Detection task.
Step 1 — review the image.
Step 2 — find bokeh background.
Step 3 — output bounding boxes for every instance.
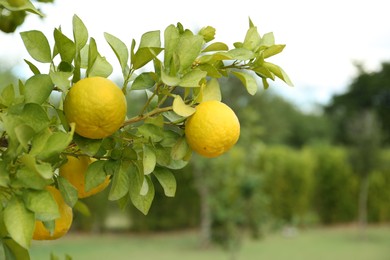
[1,0,390,259]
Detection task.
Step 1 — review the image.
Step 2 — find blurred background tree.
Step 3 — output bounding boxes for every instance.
[326,63,388,235]
[326,62,390,144]
[65,68,390,247]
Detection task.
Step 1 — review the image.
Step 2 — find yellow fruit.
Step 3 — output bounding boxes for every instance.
[185,100,240,158]
[59,156,110,198]
[33,186,73,240]
[63,77,127,139]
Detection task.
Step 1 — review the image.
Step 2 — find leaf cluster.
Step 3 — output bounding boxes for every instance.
[0,0,54,33]
[0,15,291,259]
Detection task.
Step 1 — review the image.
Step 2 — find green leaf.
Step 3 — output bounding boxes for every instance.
[23,189,60,221]
[37,131,73,160]
[22,103,50,131]
[88,54,113,78]
[14,124,34,151]
[201,78,221,102]
[227,48,255,60]
[137,124,164,142]
[20,30,51,63]
[198,52,232,63]
[0,0,42,16]
[262,77,270,89]
[54,29,76,63]
[179,69,207,88]
[85,160,107,192]
[176,34,204,72]
[161,70,180,86]
[198,64,222,78]
[263,62,294,86]
[20,154,53,179]
[58,61,73,73]
[49,70,72,91]
[57,176,78,207]
[263,44,285,58]
[171,137,190,160]
[139,30,161,48]
[129,169,154,215]
[260,32,275,47]
[86,38,98,76]
[15,167,51,190]
[23,59,40,75]
[172,95,195,117]
[73,200,91,217]
[132,47,163,70]
[0,84,15,107]
[104,32,129,74]
[4,104,50,141]
[154,145,172,167]
[243,26,261,51]
[0,161,10,187]
[249,17,255,28]
[131,72,156,90]
[29,128,50,156]
[253,66,274,80]
[153,167,176,197]
[73,134,102,156]
[2,237,31,260]
[108,161,132,201]
[145,114,164,127]
[166,158,189,170]
[231,71,258,95]
[4,197,34,249]
[24,74,53,105]
[143,145,156,175]
[202,42,229,52]
[159,130,179,147]
[72,15,88,51]
[164,24,180,69]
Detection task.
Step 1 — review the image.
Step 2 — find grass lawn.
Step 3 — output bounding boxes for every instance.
[30,225,390,260]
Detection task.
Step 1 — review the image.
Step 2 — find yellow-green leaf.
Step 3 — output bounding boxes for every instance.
[172,95,195,117]
[4,197,34,249]
[201,78,221,102]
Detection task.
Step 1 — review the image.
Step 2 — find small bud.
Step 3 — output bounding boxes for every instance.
[198,26,216,42]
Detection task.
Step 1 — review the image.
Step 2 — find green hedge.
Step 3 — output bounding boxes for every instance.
[310,146,358,224]
[257,146,314,225]
[367,149,390,222]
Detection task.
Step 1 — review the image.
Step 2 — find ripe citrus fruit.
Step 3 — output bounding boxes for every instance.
[185,100,240,158]
[63,77,127,139]
[59,155,110,198]
[33,186,73,240]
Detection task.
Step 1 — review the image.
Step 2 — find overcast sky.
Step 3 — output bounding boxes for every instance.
[2,0,390,111]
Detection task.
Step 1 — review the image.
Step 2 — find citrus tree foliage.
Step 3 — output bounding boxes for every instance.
[0,0,54,33]
[0,14,291,259]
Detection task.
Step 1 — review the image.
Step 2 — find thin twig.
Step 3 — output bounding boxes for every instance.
[122,106,173,127]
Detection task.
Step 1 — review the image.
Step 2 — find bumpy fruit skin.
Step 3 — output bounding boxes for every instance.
[59,156,110,198]
[63,77,127,139]
[33,186,73,240]
[185,100,240,158]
